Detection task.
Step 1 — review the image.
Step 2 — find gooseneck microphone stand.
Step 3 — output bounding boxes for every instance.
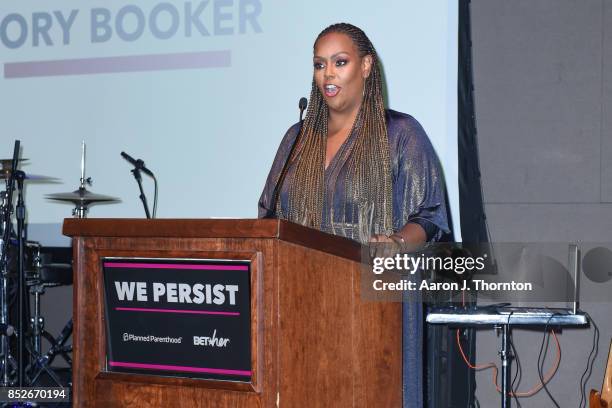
[121,152,155,219]
[132,166,151,219]
[264,97,308,219]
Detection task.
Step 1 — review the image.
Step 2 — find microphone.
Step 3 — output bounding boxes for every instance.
[266,98,308,218]
[299,97,307,122]
[121,151,154,177]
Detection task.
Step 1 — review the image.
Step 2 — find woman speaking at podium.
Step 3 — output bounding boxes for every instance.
[258,23,449,408]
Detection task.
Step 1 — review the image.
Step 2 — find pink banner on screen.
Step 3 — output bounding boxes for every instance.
[4,50,231,79]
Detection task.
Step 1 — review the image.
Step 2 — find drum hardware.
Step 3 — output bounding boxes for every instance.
[0,141,78,392]
[0,190,9,387]
[47,188,119,218]
[1,141,118,390]
[1,158,59,183]
[0,158,29,165]
[46,142,120,218]
[0,141,33,387]
[0,237,72,388]
[38,141,119,389]
[25,247,73,387]
[0,173,58,182]
[25,284,63,386]
[0,158,26,180]
[25,281,66,387]
[28,320,73,387]
[14,163,29,387]
[1,141,21,387]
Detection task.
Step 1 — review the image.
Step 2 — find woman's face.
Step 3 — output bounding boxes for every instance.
[313,32,372,117]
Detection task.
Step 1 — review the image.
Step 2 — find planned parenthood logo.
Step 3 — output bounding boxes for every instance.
[122,333,183,344]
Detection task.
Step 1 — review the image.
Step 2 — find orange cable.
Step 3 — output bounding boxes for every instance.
[455,326,562,398]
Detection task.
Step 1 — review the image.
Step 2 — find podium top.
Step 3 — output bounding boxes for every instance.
[63,218,361,262]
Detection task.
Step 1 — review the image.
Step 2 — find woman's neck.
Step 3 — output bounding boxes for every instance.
[327,103,361,136]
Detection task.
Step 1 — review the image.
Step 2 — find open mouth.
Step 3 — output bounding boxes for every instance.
[324,84,340,97]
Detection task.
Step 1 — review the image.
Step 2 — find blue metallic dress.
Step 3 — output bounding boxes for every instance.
[259,109,450,408]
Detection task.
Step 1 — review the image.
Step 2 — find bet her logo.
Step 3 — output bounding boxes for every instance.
[193,329,230,348]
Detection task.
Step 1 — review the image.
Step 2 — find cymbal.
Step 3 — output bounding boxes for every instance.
[0,158,29,167]
[0,169,59,181]
[46,188,120,205]
[0,159,58,181]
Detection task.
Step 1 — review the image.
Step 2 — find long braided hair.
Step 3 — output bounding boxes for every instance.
[280,23,393,241]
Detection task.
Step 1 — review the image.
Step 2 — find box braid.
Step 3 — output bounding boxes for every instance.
[282,23,393,239]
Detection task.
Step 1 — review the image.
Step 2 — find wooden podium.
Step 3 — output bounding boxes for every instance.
[63,219,401,407]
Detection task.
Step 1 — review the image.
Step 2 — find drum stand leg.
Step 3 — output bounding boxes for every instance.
[497,324,513,408]
[0,268,15,386]
[0,269,19,386]
[26,284,69,387]
[29,319,72,386]
[30,285,44,361]
[1,191,12,386]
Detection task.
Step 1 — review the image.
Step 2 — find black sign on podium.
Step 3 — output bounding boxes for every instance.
[102,258,251,382]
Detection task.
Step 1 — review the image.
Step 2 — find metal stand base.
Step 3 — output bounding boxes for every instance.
[498,324,512,408]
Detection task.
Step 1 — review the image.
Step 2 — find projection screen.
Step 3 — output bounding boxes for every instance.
[1,0,459,243]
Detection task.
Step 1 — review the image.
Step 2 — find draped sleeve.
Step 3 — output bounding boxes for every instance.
[387,110,450,241]
[258,123,301,218]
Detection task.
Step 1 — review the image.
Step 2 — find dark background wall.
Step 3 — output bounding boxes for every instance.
[471,0,612,406]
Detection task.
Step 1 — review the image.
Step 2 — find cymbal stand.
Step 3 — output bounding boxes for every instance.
[29,284,44,363]
[0,141,20,386]
[29,319,72,386]
[0,188,14,386]
[26,283,65,387]
[15,170,27,387]
[38,141,122,387]
[29,145,89,386]
[27,245,43,360]
[74,141,92,219]
[26,247,70,387]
